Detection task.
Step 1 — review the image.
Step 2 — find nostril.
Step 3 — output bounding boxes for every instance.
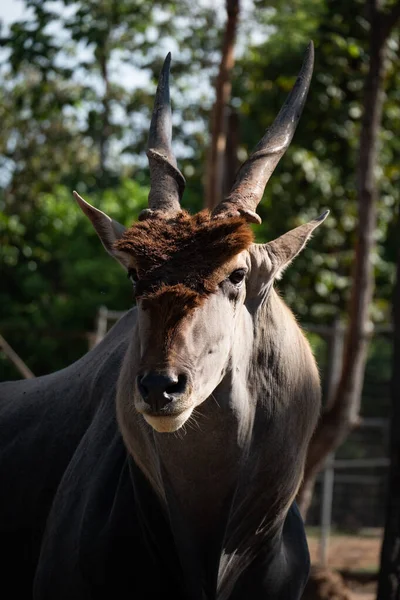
[165,373,188,396]
[137,375,149,399]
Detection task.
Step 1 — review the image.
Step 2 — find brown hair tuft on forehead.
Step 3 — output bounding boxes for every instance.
[114,210,253,296]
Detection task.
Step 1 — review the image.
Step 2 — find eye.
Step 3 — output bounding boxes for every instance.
[127,268,139,284]
[228,268,247,286]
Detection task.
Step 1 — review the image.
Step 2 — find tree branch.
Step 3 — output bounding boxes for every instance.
[205,0,240,210]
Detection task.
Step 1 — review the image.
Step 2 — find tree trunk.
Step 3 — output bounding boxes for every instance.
[98,45,111,181]
[205,0,240,210]
[376,214,400,600]
[297,0,400,518]
[223,107,240,197]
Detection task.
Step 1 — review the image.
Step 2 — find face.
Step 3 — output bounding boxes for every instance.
[131,251,250,432]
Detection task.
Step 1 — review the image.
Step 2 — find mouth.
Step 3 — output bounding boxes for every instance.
[142,407,193,433]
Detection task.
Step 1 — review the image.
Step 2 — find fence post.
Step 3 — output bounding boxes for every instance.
[323,317,345,409]
[319,452,335,566]
[0,333,35,379]
[94,306,108,346]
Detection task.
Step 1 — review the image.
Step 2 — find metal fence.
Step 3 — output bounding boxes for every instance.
[303,322,392,566]
[308,422,389,566]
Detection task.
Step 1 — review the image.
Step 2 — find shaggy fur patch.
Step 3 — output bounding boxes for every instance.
[114,210,253,299]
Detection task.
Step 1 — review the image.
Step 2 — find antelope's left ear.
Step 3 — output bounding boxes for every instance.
[74,191,130,270]
[263,210,329,279]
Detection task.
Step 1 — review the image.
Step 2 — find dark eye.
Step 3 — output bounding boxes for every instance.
[128,268,139,284]
[228,269,247,286]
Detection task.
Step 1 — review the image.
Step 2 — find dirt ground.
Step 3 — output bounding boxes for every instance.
[307,531,382,599]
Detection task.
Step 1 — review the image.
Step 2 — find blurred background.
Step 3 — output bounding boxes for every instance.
[0,1,399,598]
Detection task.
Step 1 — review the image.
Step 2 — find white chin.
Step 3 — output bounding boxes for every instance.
[143,408,193,433]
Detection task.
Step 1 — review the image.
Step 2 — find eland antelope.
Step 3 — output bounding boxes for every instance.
[0,43,328,599]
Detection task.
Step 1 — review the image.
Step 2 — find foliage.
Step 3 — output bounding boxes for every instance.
[0,179,148,377]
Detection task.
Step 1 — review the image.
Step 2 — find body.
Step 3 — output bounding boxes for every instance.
[0,45,327,598]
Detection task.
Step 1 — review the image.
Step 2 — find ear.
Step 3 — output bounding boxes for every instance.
[74,191,130,270]
[264,210,329,279]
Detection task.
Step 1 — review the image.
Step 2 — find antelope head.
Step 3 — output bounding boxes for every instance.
[76,45,328,434]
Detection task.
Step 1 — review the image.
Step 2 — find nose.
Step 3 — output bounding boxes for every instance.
[137,372,188,411]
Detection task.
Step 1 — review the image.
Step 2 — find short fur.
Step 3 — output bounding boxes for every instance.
[114,210,254,297]
[142,284,203,346]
